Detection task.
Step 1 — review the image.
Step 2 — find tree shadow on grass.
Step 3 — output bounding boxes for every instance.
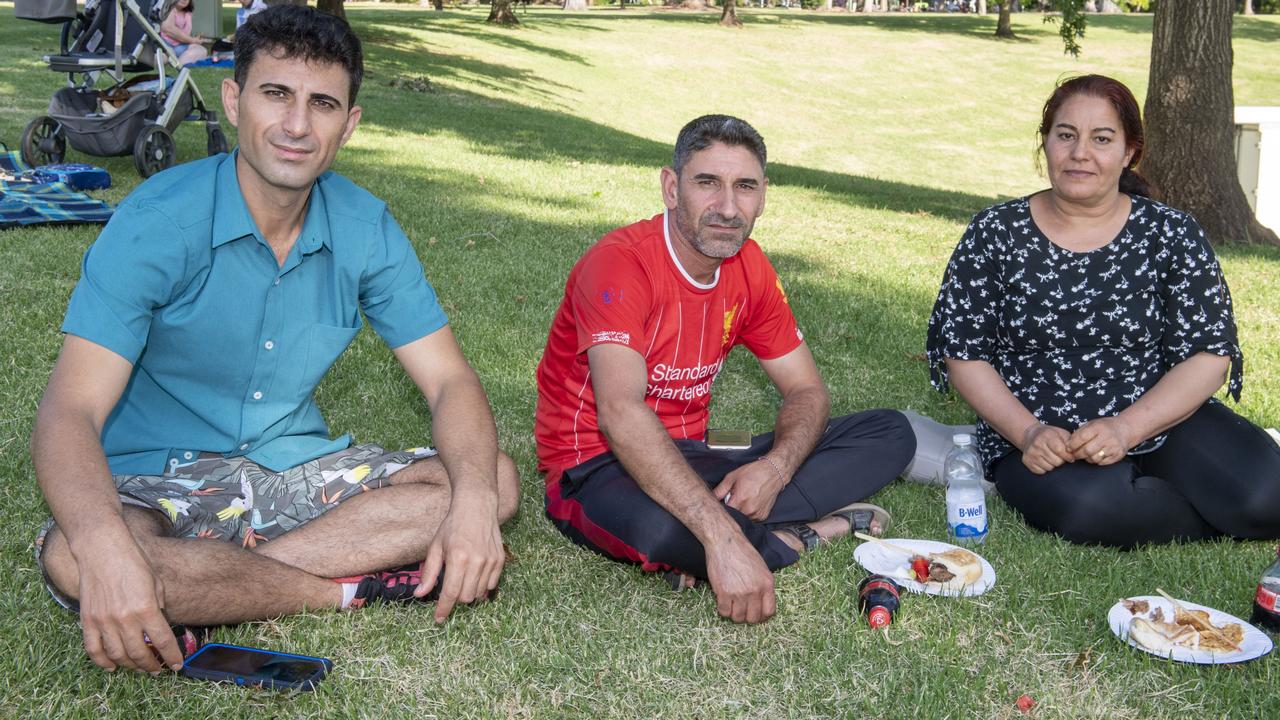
[1231,15,1280,43]
[357,10,596,65]
[1216,241,1280,264]
[708,246,963,425]
[360,81,1000,222]
[360,30,577,105]
[742,10,1051,40]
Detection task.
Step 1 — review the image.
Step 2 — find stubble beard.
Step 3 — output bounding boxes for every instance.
[675,204,749,260]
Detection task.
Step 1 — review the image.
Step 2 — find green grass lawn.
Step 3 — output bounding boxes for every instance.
[2,3,1279,717]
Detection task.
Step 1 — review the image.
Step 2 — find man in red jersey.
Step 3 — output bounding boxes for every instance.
[535,115,915,624]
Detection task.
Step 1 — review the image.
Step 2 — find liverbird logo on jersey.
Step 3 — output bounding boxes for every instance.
[722,303,739,348]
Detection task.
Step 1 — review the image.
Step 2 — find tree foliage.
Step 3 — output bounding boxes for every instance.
[1043,0,1087,56]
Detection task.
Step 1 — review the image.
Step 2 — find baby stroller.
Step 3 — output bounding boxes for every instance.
[16,0,228,178]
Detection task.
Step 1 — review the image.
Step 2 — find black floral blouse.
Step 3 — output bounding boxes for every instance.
[926,194,1244,468]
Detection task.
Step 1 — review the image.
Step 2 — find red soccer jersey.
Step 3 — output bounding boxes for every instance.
[534,211,804,472]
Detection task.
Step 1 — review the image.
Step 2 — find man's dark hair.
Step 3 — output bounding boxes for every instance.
[234,4,364,107]
[672,115,767,176]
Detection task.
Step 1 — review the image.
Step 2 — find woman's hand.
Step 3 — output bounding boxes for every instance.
[1066,416,1135,465]
[1019,422,1075,475]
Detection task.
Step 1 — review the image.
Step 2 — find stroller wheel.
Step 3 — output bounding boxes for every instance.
[20,116,67,167]
[133,125,176,178]
[206,126,229,157]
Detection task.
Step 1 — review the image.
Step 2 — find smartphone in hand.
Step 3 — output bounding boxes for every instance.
[179,643,332,691]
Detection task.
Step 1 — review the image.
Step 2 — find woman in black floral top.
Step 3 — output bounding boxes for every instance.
[927,75,1280,548]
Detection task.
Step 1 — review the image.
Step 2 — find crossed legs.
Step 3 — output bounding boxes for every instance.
[39,453,519,626]
[545,409,914,579]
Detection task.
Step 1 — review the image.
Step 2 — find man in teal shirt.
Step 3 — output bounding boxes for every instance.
[31,6,517,675]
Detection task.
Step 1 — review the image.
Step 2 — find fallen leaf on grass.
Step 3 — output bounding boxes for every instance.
[1068,646,1093,671]
[1015,694,1035,715]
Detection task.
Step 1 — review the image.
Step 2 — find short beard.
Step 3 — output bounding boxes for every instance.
[675,204,748,259]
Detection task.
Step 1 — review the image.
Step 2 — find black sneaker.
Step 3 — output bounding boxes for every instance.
[342,565,443,609]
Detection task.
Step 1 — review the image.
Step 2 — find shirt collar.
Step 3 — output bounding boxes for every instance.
[210,150,332,255]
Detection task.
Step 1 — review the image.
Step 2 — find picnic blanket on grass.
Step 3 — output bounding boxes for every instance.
[0,151,114,229]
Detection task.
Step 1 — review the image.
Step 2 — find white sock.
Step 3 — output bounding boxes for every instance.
[338,581,359,609]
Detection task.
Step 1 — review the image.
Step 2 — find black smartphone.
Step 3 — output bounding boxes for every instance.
[706,428,751,450]
[179,643,332,691]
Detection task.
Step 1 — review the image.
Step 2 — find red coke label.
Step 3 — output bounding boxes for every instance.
[857,575,901,629]
[1257,585,1279,613]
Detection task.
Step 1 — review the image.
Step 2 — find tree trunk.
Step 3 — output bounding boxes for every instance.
[995,2,1013,36]
[1243,0,1254,15]
[564,0,588,8]
[316,0,345,19]
[1144,1,1277,245]
[824,0,832,10]
[488,0,519,23]
[977,0,986,13]
[720,0,741,25]
[863,0,875,12]
[1099,0,1119,12]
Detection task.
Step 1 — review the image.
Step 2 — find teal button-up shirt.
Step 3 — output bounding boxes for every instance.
[62,151,447,475]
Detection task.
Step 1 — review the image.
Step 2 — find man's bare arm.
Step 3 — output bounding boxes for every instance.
[392,325,505,623]
[31,335,185,673]
[588,343,775,623]
[713,343,828,520]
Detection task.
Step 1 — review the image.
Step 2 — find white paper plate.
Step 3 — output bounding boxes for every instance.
[852,538,996,597]
[1108,595,1274,665]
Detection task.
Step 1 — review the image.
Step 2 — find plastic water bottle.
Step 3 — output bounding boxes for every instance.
[945,433,988,545]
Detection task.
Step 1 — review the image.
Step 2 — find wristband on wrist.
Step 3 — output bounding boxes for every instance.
[756,454,786,485]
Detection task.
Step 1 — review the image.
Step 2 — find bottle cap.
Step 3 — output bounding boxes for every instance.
[952,433,972,446]
[867,606,891,629]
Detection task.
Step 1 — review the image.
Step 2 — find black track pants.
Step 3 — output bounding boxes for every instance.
[993,400,1280,548]
[543,409,916,578]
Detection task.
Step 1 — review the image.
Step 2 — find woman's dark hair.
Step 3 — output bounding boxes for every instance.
[673,115,767,176]
[234,4,364,107]
[1038,74,1157,199]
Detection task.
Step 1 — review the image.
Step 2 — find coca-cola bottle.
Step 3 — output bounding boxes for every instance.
[1251,546,1280,634]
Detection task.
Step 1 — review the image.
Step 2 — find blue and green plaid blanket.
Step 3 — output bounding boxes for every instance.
[0,151,114,229]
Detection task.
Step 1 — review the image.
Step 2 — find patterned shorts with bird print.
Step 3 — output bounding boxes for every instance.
[34,444,437,612]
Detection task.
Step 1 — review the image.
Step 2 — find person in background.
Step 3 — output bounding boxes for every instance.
[159,0,209,65]
[926,74,1280,548]
[236,0,267,30]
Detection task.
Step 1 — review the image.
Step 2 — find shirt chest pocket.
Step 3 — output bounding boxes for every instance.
[291,322,360,401]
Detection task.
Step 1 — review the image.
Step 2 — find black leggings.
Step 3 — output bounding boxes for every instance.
[993,400,1280,548]
[544,410,916,578]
